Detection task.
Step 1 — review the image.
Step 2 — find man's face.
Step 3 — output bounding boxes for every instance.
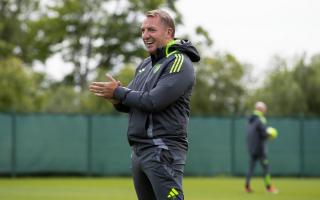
[141,16,172,54]
[257,105,267,114]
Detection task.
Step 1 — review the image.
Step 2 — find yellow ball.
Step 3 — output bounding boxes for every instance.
[267,127,278,140]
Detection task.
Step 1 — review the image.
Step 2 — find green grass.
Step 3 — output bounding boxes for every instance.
[0,177,319,200]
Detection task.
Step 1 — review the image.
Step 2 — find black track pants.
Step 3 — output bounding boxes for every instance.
[245,154,270,187]
[131,147,186,200]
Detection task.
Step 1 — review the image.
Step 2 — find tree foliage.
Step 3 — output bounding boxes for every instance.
[31,0,180,89]
[191,53,248,116]
[1,0,320,116]
[0,0,42,62]
[250,54,320,116]
[0,57,46,112]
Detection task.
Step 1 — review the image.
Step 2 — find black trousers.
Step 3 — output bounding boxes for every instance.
[131,146,186,200]
[245,154,270,187]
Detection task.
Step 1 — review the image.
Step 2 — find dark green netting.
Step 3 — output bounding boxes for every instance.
[1,113,319,176]
[0,114,12,173]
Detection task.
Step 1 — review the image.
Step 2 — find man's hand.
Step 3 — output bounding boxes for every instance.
[89,74,121,104]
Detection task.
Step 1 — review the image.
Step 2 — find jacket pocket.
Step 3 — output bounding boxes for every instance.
[128,110,147,133]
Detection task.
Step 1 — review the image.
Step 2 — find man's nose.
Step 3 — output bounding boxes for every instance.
[142,31,149,39]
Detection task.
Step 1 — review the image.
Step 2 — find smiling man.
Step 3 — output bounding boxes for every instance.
[90,9,200,200]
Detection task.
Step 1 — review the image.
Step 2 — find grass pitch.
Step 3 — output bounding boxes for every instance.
[0,177,319,200]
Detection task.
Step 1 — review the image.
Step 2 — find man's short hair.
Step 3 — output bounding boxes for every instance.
[146,9,175,37]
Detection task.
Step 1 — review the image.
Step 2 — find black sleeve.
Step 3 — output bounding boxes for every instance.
[113,102,130,113]
[112,71,137,113]
[113,54,195,112]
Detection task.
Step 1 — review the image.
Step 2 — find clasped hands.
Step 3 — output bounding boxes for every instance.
[89,74,121,104]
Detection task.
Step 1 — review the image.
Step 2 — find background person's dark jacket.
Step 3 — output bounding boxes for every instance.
[246,112,269,156]
[113,39,200,152]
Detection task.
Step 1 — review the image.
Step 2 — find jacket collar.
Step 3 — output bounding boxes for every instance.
[150,39,177,65]
[253,110,267,124]
[150,47,166,65]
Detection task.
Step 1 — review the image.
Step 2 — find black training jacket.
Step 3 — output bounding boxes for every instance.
[113,39,200,151]
[246,112,269,156]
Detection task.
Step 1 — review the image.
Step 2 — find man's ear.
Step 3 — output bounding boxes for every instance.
[167,27,173,38]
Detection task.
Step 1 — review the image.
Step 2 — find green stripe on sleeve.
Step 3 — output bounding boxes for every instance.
[172,54,183,73]
[173,54,181,72]
[169,54,185,73]
[175,54,184,72]
[170,54,179,73]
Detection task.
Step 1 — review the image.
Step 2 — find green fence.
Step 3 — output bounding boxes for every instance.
[0,113,319,176]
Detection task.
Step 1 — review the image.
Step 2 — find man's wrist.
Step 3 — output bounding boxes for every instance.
[114,86,131,101]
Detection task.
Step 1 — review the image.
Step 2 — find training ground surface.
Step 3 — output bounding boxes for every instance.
[0,177,319,200]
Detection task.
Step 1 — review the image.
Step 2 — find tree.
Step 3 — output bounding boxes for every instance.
[0,57,46,112]
[0,0,43,62]
[293,54,320,115]
[191,53,248,116]
[249,54,320,116]
[33,0,181,90]
[251,66,306,116]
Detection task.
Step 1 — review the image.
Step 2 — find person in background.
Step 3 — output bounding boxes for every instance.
[245,101,279,194]
[90,9,200,200]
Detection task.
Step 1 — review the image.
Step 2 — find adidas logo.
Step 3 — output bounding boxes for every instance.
[167,188,179,199]
[138,68,146,73]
